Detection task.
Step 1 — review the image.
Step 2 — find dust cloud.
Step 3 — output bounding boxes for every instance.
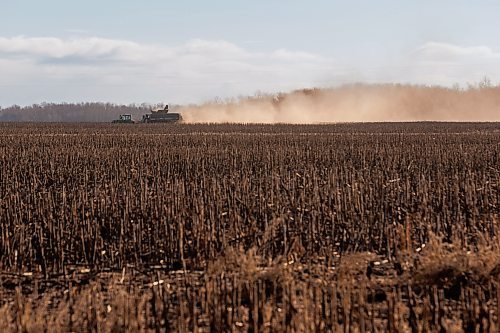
[179,84,500,123]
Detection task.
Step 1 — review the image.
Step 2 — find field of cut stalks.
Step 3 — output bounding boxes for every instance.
[0,122,499,332]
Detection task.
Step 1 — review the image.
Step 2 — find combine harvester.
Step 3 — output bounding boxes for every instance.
[112,105,182,124]
[142,105,182,123]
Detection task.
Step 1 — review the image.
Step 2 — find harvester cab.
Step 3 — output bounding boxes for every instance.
[154,105,169,113]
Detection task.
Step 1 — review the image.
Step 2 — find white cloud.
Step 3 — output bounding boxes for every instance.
[0,36,141,60]
[405,42,500,86]
[414,42,500,61]
[341,42,500,88]
[1,36,500,106]
[0,36,337,105]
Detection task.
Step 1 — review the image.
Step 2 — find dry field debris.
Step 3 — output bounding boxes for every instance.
[0,122,499,332]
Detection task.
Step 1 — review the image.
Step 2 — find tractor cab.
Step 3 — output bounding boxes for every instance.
[112,114,134,123]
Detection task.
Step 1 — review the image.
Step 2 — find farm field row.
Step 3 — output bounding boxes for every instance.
[0,123,498,332]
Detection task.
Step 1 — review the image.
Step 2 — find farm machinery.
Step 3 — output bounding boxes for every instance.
[112,105,182,124]
[112,114,134,124]
[141,105,182,123]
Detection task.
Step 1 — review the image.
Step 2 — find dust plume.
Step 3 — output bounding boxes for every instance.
[179,84,500,123]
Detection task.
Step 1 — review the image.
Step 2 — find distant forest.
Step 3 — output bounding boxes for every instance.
[0,103,163,122]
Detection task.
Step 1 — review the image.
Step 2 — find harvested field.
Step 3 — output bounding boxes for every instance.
[0,122,499,332]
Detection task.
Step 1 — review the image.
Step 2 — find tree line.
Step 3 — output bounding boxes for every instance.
[0,102,157,122]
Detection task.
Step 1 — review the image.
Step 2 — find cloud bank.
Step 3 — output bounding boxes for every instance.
[0,36,336,106]
[1,36,500,107]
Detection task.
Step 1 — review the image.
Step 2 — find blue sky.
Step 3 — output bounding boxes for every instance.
[1,0,500,105]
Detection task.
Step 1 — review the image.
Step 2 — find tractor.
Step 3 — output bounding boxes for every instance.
[112,114,135,123]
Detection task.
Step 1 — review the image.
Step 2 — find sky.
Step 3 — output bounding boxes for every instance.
[1,0,500,106]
